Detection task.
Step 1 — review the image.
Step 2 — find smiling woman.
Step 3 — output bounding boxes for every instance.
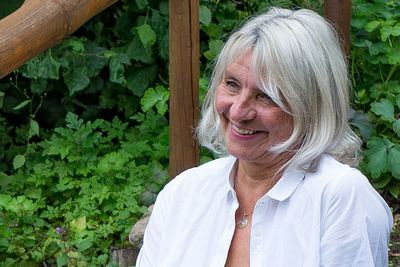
[136,7,393,267]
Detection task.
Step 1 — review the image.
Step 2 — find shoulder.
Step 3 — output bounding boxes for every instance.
[159,156,236,201]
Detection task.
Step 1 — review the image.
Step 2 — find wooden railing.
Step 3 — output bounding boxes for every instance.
[0,0,118,79]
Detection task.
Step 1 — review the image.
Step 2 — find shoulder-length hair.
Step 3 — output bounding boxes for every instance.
[196,7,361,172]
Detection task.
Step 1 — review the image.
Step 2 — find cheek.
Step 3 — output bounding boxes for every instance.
[215,86,230,115]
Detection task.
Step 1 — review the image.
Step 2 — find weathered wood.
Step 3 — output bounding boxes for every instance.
[324,0,351,57]
[169,0,200,179]
[0,0,118,79]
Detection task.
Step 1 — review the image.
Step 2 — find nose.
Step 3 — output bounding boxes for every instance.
[229,91,256,122]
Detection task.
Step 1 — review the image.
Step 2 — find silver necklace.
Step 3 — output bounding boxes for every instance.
[237,203,253,229]
[234,180,253,229]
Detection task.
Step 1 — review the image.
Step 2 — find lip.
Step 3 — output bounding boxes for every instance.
[230,124,261,140]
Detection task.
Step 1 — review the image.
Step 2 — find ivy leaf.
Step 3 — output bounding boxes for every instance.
[371,99,395,122]
[388,145,400,178]
[13,100,30,110]
[200,5,212,26]
[13,154,25,170]
[30,119,40,136]
[76,240,93,252]
[141,86,169,115]
[364,138,392,179]
[394,119,400,137]
[136,24,157,48]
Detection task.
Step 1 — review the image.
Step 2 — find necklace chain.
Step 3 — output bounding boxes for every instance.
[234,180,253,229]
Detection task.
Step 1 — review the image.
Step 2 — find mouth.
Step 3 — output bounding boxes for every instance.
[232,124,258,135]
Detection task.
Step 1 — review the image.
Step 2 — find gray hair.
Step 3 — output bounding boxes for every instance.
[196,7,361,172]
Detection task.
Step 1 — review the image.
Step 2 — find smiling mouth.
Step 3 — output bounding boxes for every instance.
[232,124,258,135]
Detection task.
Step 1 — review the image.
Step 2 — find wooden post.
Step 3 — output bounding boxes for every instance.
[0,0,118,79]
[169,0,200,179]
[324,0,352,57]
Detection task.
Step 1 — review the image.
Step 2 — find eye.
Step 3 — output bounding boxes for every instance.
[257,92,276,105]
[225,80,240,90]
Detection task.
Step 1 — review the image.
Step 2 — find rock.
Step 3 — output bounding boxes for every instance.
[109,246,138,267]
[129,205,153,248]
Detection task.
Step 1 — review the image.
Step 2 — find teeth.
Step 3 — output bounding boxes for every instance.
[232,125,257,135]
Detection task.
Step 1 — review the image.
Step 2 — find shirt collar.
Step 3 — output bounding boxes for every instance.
[225,157,305,202]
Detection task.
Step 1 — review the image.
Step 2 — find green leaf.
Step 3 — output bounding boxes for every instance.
[70,216,87,232]
[389,183,400,198]
[389,145,400,178]
[38,51,61,79]
[371,99,395,122]
[365,20,381,32]
[0,238,9,247]
[126,65,157,97]
[136,0,148,9]
[109,56,125,84]
[136,24,157,48]
[13,154,25,170]
[141,86,170,115]
[397,95,400,109]
[30,120,39,136]
[200,5,212,26]
[57,254,69,267]
[380,25,392,41]
[63,56,90,95]
[348,110,375,141]
[76,240,93,252]
[394,119,400,137]
[13,100,30,110]
[364,138,391,179]
[0,91,4,108]
[65,112,83,130]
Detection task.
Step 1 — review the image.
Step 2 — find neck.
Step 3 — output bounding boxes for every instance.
[234,153,291,208]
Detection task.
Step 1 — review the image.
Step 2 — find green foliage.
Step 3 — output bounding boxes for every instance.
[351,0,400,198]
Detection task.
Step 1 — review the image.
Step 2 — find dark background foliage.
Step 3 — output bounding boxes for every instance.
[0,0,399,265]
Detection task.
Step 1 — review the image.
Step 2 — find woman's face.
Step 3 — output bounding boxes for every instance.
[216,53,294,164]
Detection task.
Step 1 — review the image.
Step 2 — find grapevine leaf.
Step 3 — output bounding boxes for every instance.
[13,100,30,110]
[109,56,125,84]
[126,35,154,63]
[85,42,108,77]
[136,24,157,48]
[38,51,61,79]
[371,99,395,122]
[13,154,25,170]
[389,146,400,178]
[141,86,169,115]
[364,138,390,179]
[200,5,212,26]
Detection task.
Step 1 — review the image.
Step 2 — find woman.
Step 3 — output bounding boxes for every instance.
[137,7,393,266]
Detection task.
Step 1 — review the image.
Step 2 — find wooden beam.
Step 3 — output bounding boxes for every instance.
[169,0,200,179]
[324,0,352,57]
[0,0,118,79]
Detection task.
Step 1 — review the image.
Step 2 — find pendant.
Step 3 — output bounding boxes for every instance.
[237,215,248,229]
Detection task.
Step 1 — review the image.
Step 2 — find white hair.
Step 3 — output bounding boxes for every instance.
[196,7,361,172]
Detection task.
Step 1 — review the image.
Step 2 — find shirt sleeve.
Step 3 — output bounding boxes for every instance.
[320,168,393,267]
[136,188,168,267]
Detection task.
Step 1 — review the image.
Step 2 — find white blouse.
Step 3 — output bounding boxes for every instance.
[136,155,393,267]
